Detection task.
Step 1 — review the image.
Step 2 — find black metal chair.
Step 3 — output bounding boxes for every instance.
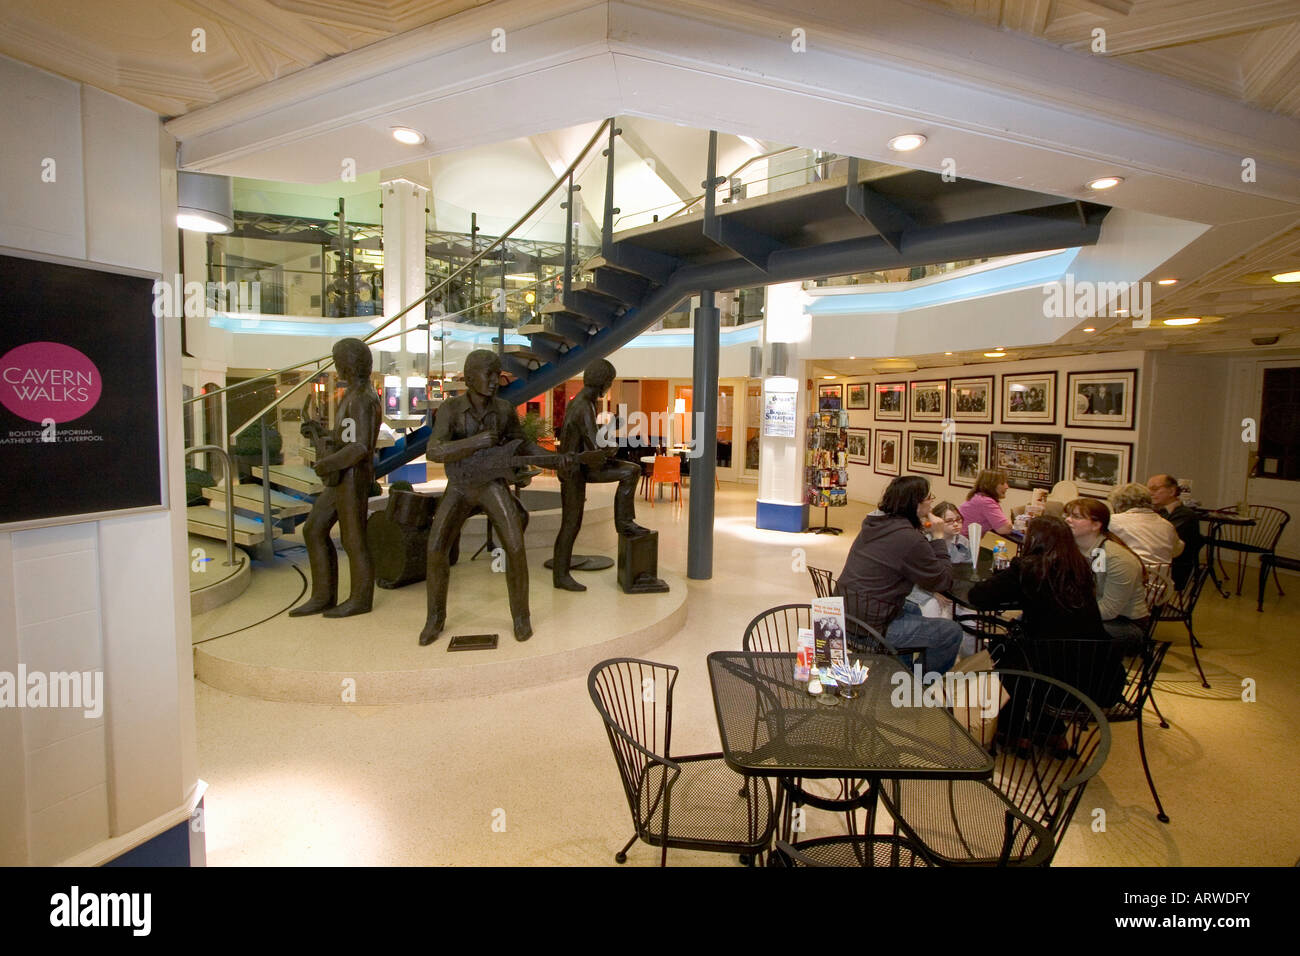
[1211,504,1290,611]
[804,569,929,670]
[879,669,1110,866]
[1022,635,1174,823]
[1155,564,1212,688]
[773,835,932,867]
[741,604,901,845]
[588,658,775,866]
[807,565,835,598]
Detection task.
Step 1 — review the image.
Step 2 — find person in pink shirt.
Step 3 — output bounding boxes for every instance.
[959,469,1014,541]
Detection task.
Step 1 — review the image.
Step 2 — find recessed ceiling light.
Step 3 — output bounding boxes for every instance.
[888,134,927,152]
[1082,327,1096,333]
[1087,177,1124,190]
[391,126,426,145]
[984,351,1006,358]
[1157,277,1178,285]
[944,351,953,355]
[1271,270,1300,283]
[822,374,837,379]
[1116,308,1129,315]
[849,355,856,360]
[1163,317,1200,326]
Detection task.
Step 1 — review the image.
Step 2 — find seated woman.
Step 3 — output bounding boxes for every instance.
[1064,497,1149,648]
[967,515,1123,723]
[958,469,1015,541]
[835,476,963,673]
[1108,482,1184,580]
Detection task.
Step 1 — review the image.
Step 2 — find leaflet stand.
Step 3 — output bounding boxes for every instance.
[813,505,842,535]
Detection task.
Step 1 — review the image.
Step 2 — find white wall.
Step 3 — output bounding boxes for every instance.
[0,56,198,865]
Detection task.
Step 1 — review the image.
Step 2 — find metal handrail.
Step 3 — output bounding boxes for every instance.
[225,118,616,439]
[184,445,239,569]
[660,146,801,222]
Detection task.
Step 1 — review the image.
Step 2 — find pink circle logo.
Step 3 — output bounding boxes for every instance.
[0,342,103,423]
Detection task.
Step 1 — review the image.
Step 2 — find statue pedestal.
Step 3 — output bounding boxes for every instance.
[618,531,669,593]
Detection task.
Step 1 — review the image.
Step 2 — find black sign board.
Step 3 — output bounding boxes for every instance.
[0,254,163,527]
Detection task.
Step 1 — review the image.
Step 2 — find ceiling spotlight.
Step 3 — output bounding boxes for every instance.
[1271,270,1300,283]
[1086,177,1124,190]
[391,127,426,145]
[1157,277,1178,285]
[888,134,927,152]
[176,172,233,234]
[1162,317,1200,326]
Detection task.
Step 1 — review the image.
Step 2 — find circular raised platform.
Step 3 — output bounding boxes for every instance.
[188,534,251,614]
[192,541,686,704]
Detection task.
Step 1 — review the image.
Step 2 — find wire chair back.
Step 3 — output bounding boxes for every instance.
[1215,504,1289,552]
[588,658,679,836]
[807,566,835,598]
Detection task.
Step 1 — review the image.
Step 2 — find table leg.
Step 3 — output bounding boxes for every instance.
[1206,524,1230,599]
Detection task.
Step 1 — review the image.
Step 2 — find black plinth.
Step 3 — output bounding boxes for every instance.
[618,531,669,593]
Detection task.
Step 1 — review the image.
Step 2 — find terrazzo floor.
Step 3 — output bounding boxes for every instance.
[194,482,1300,866]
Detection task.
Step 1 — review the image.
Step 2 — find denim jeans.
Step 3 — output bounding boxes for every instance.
[885,602,963,674]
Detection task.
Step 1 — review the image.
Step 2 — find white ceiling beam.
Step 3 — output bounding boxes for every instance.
[614,124,697,203]
[1242,21,1300,108]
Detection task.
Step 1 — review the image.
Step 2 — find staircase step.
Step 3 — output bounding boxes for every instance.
[201,484,311,518]
[251,464,324,495]
[517,324,573,349]
[583,269,655,306]
[500,354,534,380]
[187,506,285,547]
[554,288,622,328]
[585,243,679,285]
[538,301,606,330]
[501,342,559,366]
[519,313,589,346]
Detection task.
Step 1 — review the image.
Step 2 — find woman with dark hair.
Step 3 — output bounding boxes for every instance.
[835,475,963,673]
[967,516,1105,642]
[967,515,1123,727]
[958,469,1014,540]
[1063,497,1149,647]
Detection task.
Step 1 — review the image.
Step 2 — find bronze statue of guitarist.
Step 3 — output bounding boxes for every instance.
[420,349,590,645]
[289,338,381,618]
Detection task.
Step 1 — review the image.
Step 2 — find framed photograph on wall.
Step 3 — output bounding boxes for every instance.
[909,379,947,421]
[989,431,1062,491]
[818,383,842,412]
[1000,371,1056,425]
[1064,439,1133,498]
[875,429,901,476]
[949,434,988,488]
[907,430,945,476]
[1066,369,1137,429]
[875,382,906,421]
[949,375,994,423]
[846,382,870,410]
[846,427,870,464]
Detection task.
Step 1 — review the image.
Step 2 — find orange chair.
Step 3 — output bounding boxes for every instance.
[650,455,683,508]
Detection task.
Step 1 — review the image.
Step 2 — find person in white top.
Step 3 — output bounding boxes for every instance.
[1108,483,1184,570]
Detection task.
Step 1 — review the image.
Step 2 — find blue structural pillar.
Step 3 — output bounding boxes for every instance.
[688,290,720,579]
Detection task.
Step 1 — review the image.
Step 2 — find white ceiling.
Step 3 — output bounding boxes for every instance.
[2,0,1296,362]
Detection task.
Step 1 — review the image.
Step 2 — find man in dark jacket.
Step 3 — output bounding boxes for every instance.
[836,476,962,673]
[1147,473,1203,589]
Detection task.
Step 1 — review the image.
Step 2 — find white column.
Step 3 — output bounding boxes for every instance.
[380,177,430,414]
[756,282,812,531]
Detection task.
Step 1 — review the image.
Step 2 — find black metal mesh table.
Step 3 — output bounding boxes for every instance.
[707,651,994,780]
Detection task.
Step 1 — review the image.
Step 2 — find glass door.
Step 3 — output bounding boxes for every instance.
[743,379,762,481]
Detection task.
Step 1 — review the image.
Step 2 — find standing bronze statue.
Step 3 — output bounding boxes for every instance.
[553,359,648,591]
[420,350,586,645]
[290,337,382,618]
